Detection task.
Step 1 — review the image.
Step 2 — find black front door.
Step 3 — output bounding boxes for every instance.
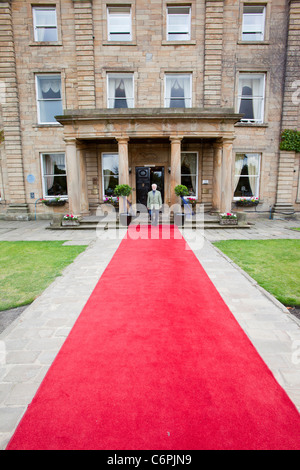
[136,167,164,207]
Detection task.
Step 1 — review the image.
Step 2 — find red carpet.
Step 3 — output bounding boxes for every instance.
[7,225,300,450]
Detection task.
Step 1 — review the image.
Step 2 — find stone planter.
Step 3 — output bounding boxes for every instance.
[62,219,80,226]
[219,218,238,225]
[174,213,185,226]
[119,213,132,226]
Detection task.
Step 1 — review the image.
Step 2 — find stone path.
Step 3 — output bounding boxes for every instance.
[0,217,299,449]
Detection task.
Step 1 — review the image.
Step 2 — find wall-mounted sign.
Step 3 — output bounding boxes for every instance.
[27,174,35,183]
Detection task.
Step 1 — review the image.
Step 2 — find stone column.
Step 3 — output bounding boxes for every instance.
[65,138,81,215]
[212,140,223,213]
[117,137,130,213]
[78,145,90,215]
[274,151,295,213]
[0,1,27,218]
[170,137,182,206]
[117,137,130,186]
[220,138,234,213]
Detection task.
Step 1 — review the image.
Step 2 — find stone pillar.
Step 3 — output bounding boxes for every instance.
[65,138,81,215]
[0,1,27,218]
[220,138,234,213]
[117,137,130,186]
[212,140,223,213]
[78,145,90,215]
[274,151,296,213]
[170,137,182,206]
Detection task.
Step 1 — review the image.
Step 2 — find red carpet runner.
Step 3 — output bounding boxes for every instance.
[7,226,300,450]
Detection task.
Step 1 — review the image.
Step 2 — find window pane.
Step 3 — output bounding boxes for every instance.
[34,8,57,26]
[42,153,67,197]
[39,99,63,123]
[37,75,62,123]
[36,27,58,42]
[108,7,131,41]
[102,154,119,175]
[181,153,197,196]
[234,153,260,198]
[242,6,265,41]
[238,75,264,122]
[167,6,190,40]
[103,176,119,197]
[107,75,134,108]
[165,75,191,108]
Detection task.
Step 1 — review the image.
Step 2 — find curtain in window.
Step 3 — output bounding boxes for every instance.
[247,153,259,196]
[108,76,133,108]
[234,154,245,193]
[181,153,197,195]
[166,76,190,108]
[238,77,262,121]
[34,8,57,41]
[37,76,62,123]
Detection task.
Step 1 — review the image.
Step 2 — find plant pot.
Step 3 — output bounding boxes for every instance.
[219,218,238,225]
[235,201,259,207]
[43,200,66,207]
[174,212,185,226]
[119,213,132,226]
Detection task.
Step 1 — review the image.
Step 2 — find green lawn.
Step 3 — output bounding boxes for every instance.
[213,239,300,307]
[0,241,87,311]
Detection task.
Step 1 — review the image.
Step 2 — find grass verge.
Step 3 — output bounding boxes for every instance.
[213,239,300,307]
[0,241,87,311]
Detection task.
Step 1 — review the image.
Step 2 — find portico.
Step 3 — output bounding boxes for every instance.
[56,108,241,217]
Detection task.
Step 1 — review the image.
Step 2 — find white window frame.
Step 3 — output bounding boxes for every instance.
[35,74,63,125]
[107,73,134,108]
[41,152,68,199]
[102,152,119,198]
[164,73,192,108]
[166,5,191,41]
[242,5,266,42]
[181,151,198,198]
[107,6,132,42]
[233,153,261,200]
[238,73,265,124]
[33,6,58,42]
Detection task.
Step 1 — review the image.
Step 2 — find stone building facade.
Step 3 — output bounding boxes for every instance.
[0,0,299,220]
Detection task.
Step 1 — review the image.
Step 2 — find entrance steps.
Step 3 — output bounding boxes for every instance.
[47,213,252,230]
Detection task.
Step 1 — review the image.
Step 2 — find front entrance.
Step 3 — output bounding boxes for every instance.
[136,166,165,207]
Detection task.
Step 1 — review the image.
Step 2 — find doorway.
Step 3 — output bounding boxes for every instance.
[135,166,165,207]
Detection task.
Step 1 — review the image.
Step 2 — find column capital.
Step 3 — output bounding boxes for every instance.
[222,136,235,145]
[116,136,130,144]
[169,136,183,143]
[64,137,77,145]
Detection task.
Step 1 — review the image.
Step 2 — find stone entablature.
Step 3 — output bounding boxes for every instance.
[56,108,242,140]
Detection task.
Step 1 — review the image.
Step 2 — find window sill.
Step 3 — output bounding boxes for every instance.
[235,122,268,128]
[237,40,270,45]
[161,40,196,46]
[29,41,63,47]
[33,124,63,128]
[102,42,137,46]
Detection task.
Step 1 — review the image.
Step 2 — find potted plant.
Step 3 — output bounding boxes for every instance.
[104,195,119,210]
[219,212,238,225]
[62,214,80,226]
[114,184,132,226]
[174,185,189,226]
